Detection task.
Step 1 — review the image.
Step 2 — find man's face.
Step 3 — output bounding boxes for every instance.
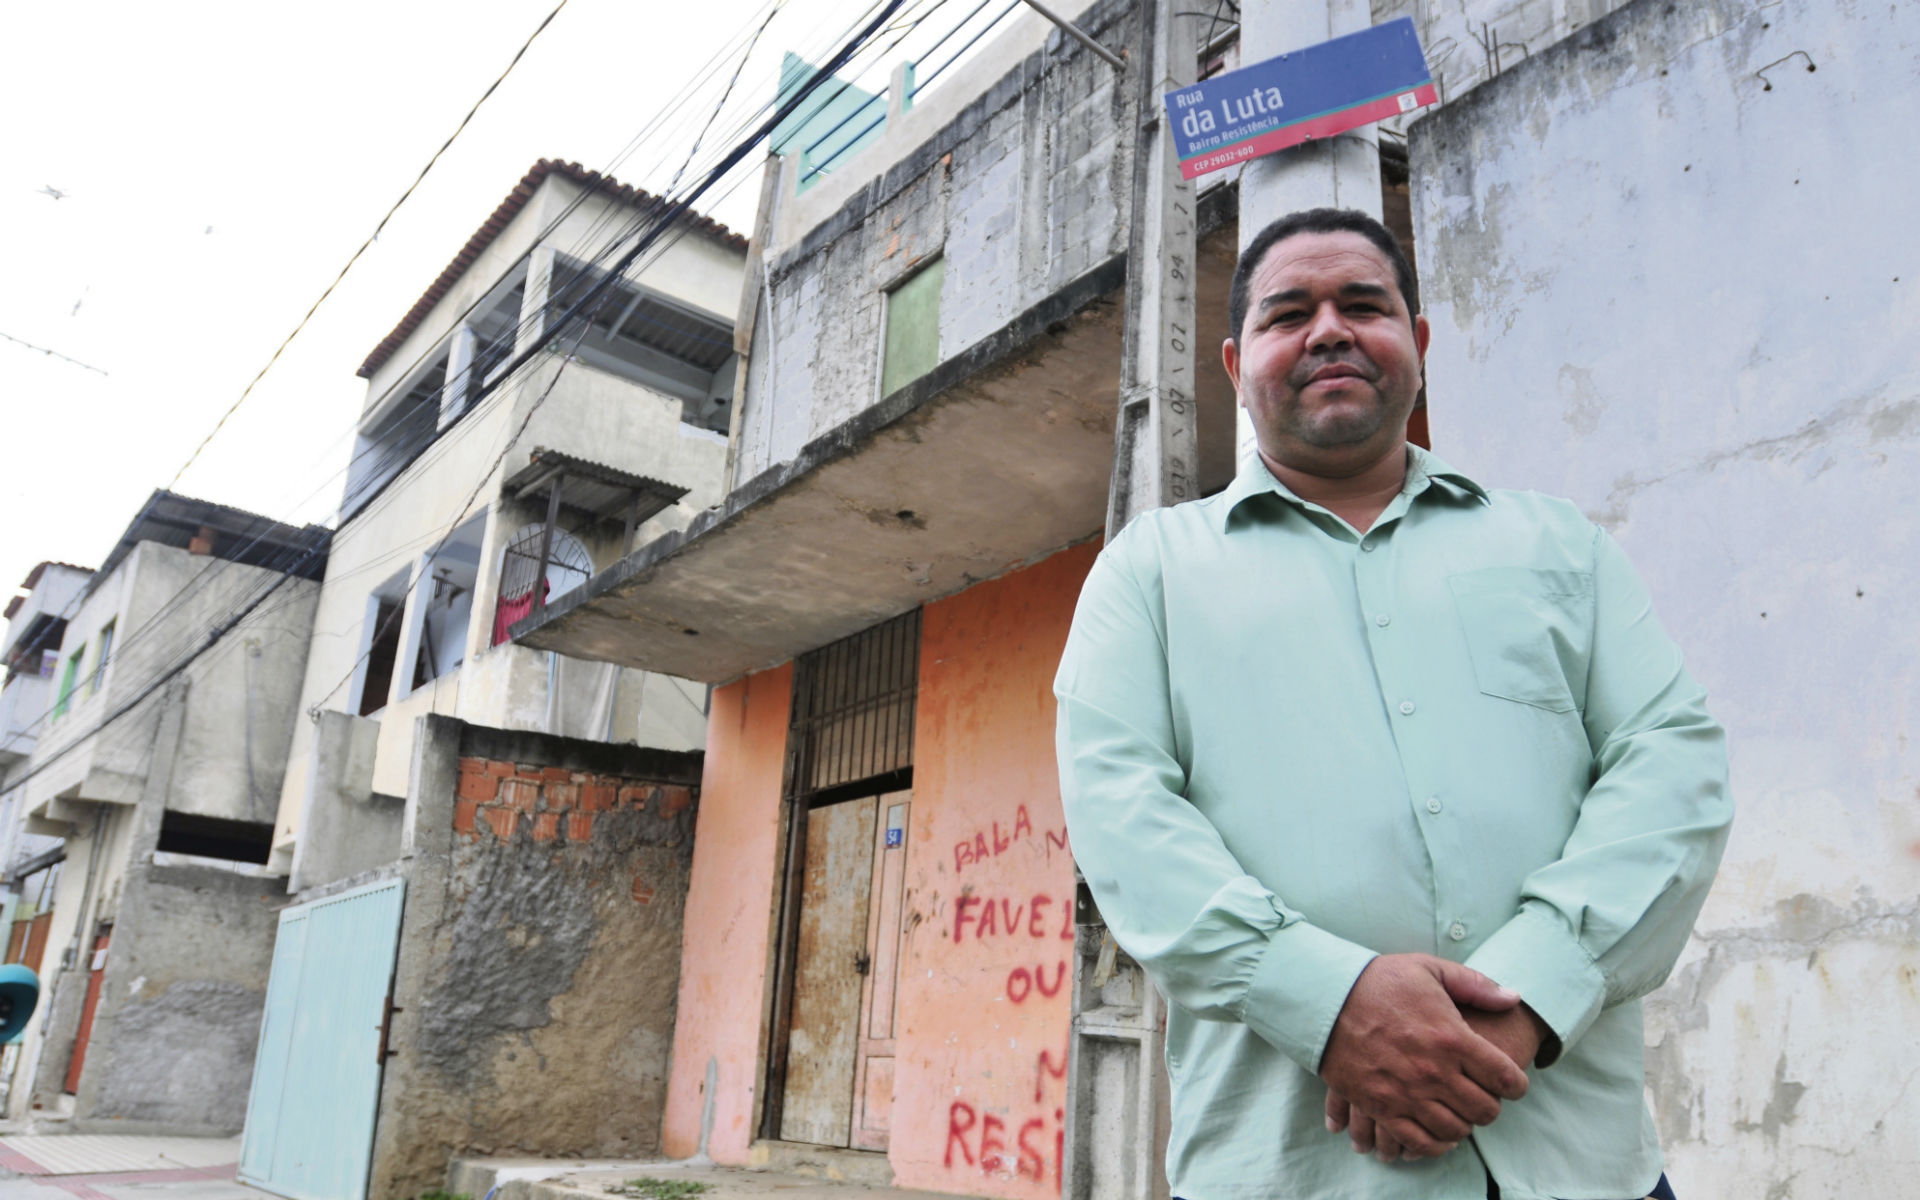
[1223,230,1431,476]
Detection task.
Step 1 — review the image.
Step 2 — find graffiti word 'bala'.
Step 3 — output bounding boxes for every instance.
[1180,86,1286,137]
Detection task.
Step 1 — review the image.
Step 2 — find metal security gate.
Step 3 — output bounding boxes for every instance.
[240,878,405,1200]
[764,609,920,1147]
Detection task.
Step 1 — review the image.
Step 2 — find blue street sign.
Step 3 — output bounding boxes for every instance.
[1164,17,1437,179]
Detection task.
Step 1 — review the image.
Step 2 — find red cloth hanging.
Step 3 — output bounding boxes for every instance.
[491,582,548,647]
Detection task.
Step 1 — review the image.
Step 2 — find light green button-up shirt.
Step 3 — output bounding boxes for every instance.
[1054,446,1731,1200]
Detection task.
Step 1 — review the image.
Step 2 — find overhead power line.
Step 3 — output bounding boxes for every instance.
[165,0,575,491]
[0,331,109,376]
[5,0,933,764]
[307,0,912,713]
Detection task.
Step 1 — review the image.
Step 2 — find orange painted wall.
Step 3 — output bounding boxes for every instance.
[889,540,1098,1198]
[661,662,792,1162]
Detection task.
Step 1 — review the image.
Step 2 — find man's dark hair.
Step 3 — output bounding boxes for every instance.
[1228,208,1419,342]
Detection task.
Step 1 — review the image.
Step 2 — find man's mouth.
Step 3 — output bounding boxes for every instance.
[1301,362,1374,386]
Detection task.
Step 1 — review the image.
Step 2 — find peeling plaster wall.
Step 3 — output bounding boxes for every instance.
[368,717,702,1200]
[24,544,317,823]
[1373,0,1635,118]
[1410,0,1920,1191]
[734,0,1137,482]
[73,859,284,1134]
[657,545,1093,1200]
[659,663,792,1164]
[889,541,1094,1199]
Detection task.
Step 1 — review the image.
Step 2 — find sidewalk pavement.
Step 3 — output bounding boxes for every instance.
[0,1135,267,1200]
[454,1158,978,1200]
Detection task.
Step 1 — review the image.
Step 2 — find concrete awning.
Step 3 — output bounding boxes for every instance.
[514,219,1241,683]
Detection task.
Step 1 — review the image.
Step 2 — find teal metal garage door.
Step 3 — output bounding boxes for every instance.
[240,878,406,1200]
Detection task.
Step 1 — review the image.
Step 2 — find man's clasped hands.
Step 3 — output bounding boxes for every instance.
[1319,955,1552,1164]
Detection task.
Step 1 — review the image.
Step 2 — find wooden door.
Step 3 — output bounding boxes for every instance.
[779,798,877,1146]
[850,794,910,1150]
[64,930,109,1094]
[24,913,51,974]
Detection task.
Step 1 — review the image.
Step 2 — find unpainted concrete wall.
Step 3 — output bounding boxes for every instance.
[370,717,702,1200]
[73,858,284,1133]
[1373,0,1633,118]
[1409,0,1920,1191]
[734,0,1139,482]
[288,710,402,894]
[24,543,318,826]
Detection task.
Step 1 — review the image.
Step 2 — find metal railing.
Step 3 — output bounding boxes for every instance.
[796,0,1023,188]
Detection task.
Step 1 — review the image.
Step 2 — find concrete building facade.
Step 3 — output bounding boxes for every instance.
[2,493,328,1132]
[1408,0,1920,1188]
[272,159,749,889]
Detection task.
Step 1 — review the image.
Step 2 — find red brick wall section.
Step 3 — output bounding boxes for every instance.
[454,757,696,848]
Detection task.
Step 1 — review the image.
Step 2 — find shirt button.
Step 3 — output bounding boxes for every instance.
[1399,700,1416,715]
[1374,613,1391,627]
[1449,922,1468,941]
[1360,541,1376,553]
[1426,797,1443,814]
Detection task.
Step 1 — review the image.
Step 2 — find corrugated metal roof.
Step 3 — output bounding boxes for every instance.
[89,491,332,595]
[356,159,748,380]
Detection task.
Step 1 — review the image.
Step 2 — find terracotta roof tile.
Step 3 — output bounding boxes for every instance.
[356,158,748,380]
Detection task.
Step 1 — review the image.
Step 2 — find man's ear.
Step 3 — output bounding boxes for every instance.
[1413,314,1431,364]
[1223,337,1242,399]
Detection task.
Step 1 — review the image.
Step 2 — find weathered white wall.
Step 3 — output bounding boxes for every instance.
[1411,0,1920,1192]
[23,545,316,826]
[1375,0,1631,113]
[734,0,1136,482]
[277,173,736,852]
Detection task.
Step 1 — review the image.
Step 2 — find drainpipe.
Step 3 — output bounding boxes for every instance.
[60,807,106,974]
[545,651,561,736]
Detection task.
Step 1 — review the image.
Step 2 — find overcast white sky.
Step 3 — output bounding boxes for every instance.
[0,0,972,605]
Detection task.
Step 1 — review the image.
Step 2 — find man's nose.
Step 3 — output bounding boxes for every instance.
[1304,302,1354,352]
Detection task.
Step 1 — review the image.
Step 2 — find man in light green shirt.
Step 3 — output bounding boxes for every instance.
[1054,209,1730,1200]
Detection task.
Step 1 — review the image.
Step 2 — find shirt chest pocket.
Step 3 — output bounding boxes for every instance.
[1446,567,1594,713]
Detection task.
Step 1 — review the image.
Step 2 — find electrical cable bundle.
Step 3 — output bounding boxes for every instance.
[0,0,924,800]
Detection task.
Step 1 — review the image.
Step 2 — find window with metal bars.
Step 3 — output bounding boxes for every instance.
[784,608,921,807]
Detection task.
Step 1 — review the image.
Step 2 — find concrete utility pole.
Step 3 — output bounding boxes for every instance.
[1070,0,1375,1194]
[1235,0,1381,462]
[1104,0,1201,537]
[1062,1,1193,1198]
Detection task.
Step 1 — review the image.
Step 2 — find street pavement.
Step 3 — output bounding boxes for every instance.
[0,1136,274,1200]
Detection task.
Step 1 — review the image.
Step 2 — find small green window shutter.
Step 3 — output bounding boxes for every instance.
[881,257,945,398]
[91,620,116,695]
[54,645,84,720]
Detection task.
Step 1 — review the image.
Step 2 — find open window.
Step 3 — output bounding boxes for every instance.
[351,569,410,717]
[156,812,274,865]
[342,355,445,520]
[404,514,485,692]
[545,255,738,433]
[492,450,688,645]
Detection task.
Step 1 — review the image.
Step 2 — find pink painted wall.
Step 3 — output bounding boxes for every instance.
[661,663,792,1161]
[889,542,1098,1198]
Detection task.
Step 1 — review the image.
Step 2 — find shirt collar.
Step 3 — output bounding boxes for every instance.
[1216,443,1490,532]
